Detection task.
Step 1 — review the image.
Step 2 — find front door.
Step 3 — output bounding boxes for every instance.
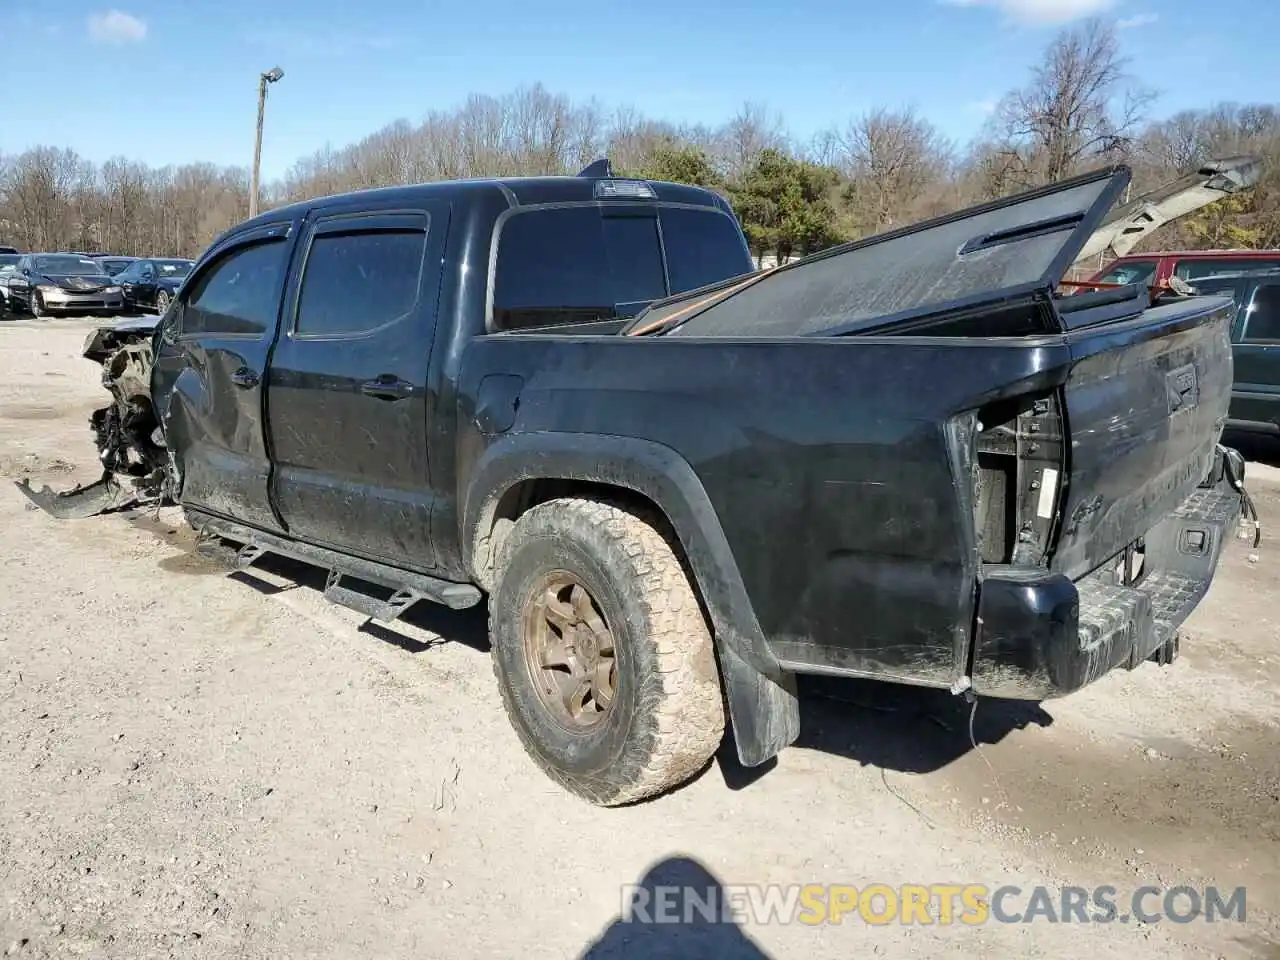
[152,221,297,531]
[1231,279,1280,432]
[265,204,448,572]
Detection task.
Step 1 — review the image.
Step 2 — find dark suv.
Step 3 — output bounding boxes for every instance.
[1190,270,1280,435]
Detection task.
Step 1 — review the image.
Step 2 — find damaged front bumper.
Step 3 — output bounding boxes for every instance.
[14,317,171,519]
[970,447,1253,699]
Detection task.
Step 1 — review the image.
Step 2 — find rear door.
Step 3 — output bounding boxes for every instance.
[265,204,449,571]
[153,221,297,531]
[1229,278,1280,432]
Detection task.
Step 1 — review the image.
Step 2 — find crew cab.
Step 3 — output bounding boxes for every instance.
[21,162,1252,807]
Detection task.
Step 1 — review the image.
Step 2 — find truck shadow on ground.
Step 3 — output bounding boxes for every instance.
[226,551,492,654]
[579,855,772,959]
[218,551,1053,785]
[717,676,1054,789]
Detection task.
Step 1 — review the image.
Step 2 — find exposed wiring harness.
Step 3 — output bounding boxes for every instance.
[1220,444,1261,549]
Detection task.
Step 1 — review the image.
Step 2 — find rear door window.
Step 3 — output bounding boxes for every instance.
[1243,283,1280,343]
[492,206,667,331]
[295,224,427,337]
[1175,257,1280,281]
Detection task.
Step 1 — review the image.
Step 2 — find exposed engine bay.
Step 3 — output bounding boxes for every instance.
[16,319,172,519]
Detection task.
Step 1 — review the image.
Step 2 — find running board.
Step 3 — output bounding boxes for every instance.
[187,511,482,613]
[323,572,425,623]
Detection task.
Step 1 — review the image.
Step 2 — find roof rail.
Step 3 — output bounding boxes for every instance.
[577,158,614,178]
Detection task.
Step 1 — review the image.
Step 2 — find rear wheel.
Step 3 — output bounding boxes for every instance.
[154,289,171,314]
[488,498,725,805]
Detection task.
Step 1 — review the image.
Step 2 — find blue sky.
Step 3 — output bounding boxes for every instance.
[1,0,1275,182]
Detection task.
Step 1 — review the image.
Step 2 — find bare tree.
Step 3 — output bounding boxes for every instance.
[6,79,1280,264]
[992,18,1156,188]
[716,101,788,180]
[827,107,952,232]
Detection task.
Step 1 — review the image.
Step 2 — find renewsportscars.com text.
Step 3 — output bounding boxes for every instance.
[620,883,1247,927]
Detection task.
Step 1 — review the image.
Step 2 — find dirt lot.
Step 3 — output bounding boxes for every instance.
[0,317,1278,959]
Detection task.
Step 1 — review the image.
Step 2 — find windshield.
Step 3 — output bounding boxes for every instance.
[153,259,193,278]
[0,254,19,269]
[100,259,134,276]
[33,255,106,276]
[1095,261,1157,287]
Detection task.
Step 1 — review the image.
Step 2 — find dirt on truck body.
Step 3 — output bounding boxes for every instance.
[15,162,1260,807]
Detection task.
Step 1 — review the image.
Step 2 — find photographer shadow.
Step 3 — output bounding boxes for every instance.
[581,855,771,959]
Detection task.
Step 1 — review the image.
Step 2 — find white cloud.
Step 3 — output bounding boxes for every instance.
[87,10,147,45]
[1116,12,1158,28]
[941,0,1117,25]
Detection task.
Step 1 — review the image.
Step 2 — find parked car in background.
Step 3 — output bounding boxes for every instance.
[93,255,139,277]
[1084,249,1280,290]
[5,253,123,318]
[113,257,194,313]
[0,245,19,255]
[1188,269,1280,436]
[0,253,21,313]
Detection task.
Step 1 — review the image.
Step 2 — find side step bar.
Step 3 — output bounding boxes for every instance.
[188,511,482,619]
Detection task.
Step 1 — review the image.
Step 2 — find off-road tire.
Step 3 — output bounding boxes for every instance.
[489,497,725,806]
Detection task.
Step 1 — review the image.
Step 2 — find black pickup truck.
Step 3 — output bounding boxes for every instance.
[21,162,1253,806]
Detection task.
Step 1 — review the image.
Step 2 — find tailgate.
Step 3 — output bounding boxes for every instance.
[1049,294,1235,580]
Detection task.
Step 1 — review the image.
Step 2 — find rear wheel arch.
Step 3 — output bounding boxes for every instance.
[462,433,783,676]
[462,432,801,771]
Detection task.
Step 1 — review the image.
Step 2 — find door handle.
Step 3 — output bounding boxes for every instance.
[230,367,260,389]
[360,375,414,401]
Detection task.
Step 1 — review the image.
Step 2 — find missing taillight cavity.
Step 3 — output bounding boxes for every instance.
[973,392,1066,566]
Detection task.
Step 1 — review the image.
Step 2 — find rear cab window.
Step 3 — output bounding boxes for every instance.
[490,203,752,331]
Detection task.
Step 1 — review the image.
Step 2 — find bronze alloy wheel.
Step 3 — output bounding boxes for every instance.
[521,571,618,729]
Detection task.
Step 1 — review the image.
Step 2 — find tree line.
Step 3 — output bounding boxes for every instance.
[3,18,1279,265]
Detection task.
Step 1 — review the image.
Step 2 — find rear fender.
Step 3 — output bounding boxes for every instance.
[461,431,799,767]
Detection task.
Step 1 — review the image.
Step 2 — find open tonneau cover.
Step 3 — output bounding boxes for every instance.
[624,166,1132,338]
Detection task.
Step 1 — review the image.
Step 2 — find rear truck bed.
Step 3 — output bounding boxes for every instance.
[462,166,1253,756]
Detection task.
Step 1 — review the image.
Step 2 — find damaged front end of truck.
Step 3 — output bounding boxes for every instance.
[16,317,172,519]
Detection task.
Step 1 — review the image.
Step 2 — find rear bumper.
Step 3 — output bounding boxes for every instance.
[970,468,1244,700]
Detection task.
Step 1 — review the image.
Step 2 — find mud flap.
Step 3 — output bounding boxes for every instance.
[718,642,801,767]
[14,471,142,519]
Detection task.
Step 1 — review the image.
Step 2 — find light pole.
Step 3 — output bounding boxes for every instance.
[249,66,284,219]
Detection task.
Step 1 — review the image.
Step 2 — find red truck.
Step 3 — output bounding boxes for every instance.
[1085,249,1280,290]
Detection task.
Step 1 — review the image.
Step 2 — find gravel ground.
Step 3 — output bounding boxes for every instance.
[0,317,1277,959]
